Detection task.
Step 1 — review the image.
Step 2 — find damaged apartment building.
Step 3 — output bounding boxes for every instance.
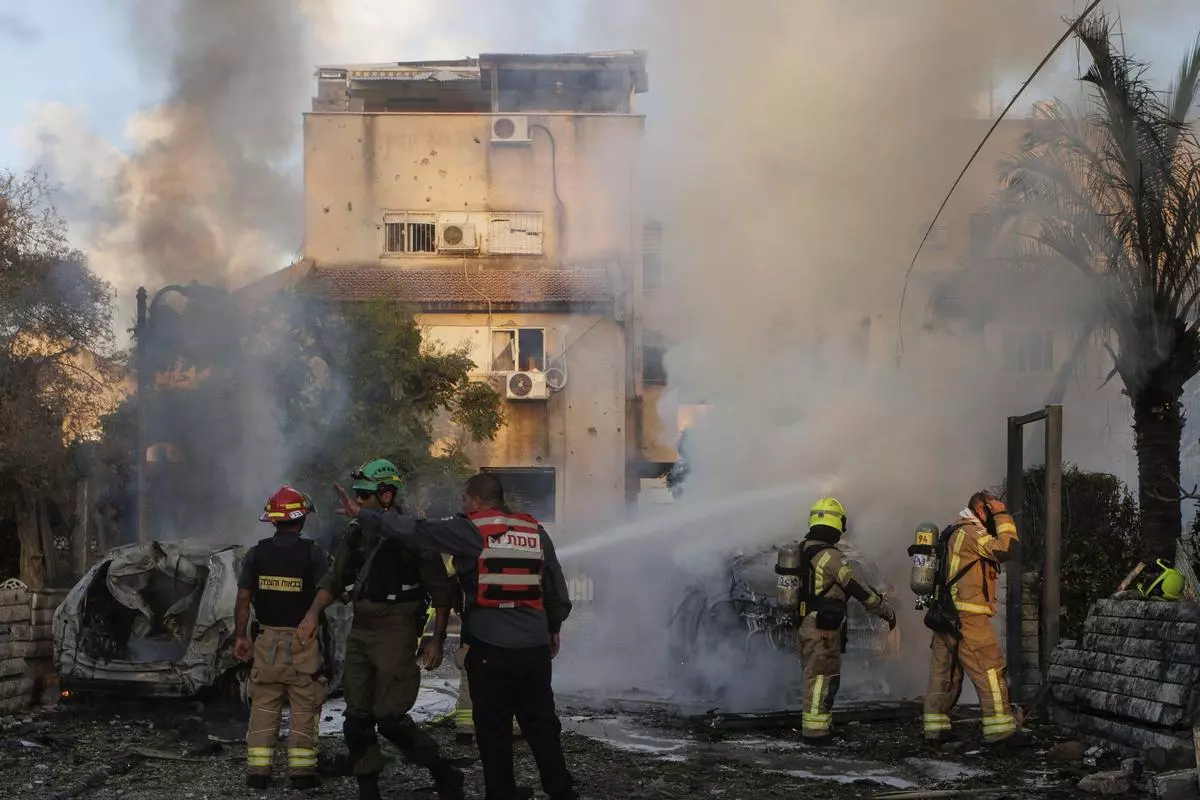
[265,51,677,543]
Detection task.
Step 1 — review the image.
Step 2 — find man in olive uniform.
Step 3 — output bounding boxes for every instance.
[297,459,463,800]
[234,487,328,790]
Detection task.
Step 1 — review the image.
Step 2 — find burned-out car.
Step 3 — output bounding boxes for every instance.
[54,540,350,701]
[667,539,900,705]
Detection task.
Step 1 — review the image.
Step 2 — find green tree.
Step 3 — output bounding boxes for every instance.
[273,297,503,539]
[953,16,1200,559]
[102,290,503,543]
[1013,465,1140,640]
[0,169,116,585]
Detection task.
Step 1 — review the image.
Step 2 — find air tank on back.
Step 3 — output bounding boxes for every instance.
[775,542,802,617]
[908,522,940,609]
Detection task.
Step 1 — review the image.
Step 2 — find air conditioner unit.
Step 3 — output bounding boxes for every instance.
[506,371,549,401]
[438,223,478,252]
[490,115,532,144]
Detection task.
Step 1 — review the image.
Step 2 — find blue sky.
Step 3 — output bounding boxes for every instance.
[0,1,150,166]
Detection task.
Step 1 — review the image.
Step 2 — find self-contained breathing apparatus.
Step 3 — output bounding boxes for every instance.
[920,497,1002,639]
[777,539,849,652]
[908,523,940,611]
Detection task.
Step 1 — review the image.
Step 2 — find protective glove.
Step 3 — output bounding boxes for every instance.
[877,599,897,631]
[985,494,1008,515]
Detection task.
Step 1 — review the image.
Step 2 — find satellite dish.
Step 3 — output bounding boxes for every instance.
[545,366,567,391]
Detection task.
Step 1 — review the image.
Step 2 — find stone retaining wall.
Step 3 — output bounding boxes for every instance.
[1049,598,1200,763]
[0,581,65,715]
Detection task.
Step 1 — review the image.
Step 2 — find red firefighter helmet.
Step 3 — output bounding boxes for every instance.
[259,486,316,523]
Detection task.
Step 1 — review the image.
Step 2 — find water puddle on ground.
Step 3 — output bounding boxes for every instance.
[560,714,994,790]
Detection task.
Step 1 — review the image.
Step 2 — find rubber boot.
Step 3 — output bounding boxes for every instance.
[246,774,271,790]
[985,730,1033,751]
[432,763,466,800]
[290,774,321,790]
[357,774,383,800]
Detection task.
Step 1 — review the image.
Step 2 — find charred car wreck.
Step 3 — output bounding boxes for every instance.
[54,540,350,700]
[665,435,899,707]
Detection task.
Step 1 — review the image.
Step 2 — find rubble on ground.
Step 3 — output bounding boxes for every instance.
[0,688,1158,800]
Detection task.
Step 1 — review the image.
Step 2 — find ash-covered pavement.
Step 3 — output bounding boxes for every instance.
[0,674,1118,800]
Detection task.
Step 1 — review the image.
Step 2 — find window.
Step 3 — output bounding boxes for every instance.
[489,212,544,255]
[383,212,436,254]
[490,328,545,373]
[1003,331,1054,373]
[643,221,663,291]
[643,345,667,385]
[481,467,556,523]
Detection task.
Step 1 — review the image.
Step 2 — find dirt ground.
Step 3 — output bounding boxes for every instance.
[0,690,1148,800]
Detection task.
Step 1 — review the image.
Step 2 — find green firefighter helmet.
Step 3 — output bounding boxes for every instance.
[351,458,404,494]
[1137,559,1185,601]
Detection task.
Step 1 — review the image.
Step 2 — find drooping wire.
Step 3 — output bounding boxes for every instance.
[895,0,1105,360]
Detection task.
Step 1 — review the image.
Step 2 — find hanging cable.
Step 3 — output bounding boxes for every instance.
[895,0,1105,360]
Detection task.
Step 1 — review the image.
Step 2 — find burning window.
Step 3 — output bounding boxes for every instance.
[490,328,545,372]
[481,467,556,523]
[488,212,544,255]
[1003,330,1054,373]
[383,212,437,254]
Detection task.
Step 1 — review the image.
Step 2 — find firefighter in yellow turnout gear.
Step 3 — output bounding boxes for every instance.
[922,492,1025,746]
[795,497,896,744]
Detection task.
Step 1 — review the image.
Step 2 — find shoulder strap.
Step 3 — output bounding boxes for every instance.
[803,541,840,598]
[938,523,996,589]
[350,534,386,605]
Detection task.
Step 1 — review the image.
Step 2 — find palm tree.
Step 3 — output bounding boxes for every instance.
[961,15,1200,560]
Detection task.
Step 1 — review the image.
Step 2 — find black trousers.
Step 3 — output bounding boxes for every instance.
[464,642,577,800]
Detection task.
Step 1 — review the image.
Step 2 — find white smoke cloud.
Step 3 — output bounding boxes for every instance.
[14,0,1199,703]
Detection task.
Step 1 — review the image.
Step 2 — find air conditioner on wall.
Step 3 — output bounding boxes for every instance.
[490,115,532,144]
[506,371,549,401]
[438,223,478,252]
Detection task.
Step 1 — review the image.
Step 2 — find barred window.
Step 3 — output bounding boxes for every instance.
[382,212,437,254]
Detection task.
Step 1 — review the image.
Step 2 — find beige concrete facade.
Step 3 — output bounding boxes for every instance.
[300,53,650,540]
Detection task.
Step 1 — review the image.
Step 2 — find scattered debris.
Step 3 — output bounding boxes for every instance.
[1076,769,1132,795]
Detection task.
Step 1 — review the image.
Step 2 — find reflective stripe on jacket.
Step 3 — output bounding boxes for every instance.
[945,511,1018,616]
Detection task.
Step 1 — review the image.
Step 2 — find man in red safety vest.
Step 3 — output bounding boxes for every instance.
[335,472,576,800]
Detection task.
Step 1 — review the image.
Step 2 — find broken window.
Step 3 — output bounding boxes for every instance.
[489,212,545,255]
[482,467,557,523]
[383,212,437,254]
[491,328,545,372]
[1003,330,1054,373]
[491,331,516,372]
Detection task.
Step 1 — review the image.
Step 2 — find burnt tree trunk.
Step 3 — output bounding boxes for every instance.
[1133,370,1185,562]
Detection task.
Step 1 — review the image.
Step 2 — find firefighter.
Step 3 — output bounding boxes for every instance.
[797,496,896,745]
[335,472,578,800]
[296,459,463,800]
[234,486,329,790]
[922,491,1026,747]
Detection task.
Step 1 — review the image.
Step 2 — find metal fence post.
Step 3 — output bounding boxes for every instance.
[1042,405,1063,673]
[1006,415,1025,702]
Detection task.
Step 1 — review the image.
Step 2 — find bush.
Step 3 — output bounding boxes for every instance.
[1009,464,1139,640]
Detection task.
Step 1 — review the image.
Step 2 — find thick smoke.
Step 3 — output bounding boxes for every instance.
[554,0,1150,706]
[28,0,328,540]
